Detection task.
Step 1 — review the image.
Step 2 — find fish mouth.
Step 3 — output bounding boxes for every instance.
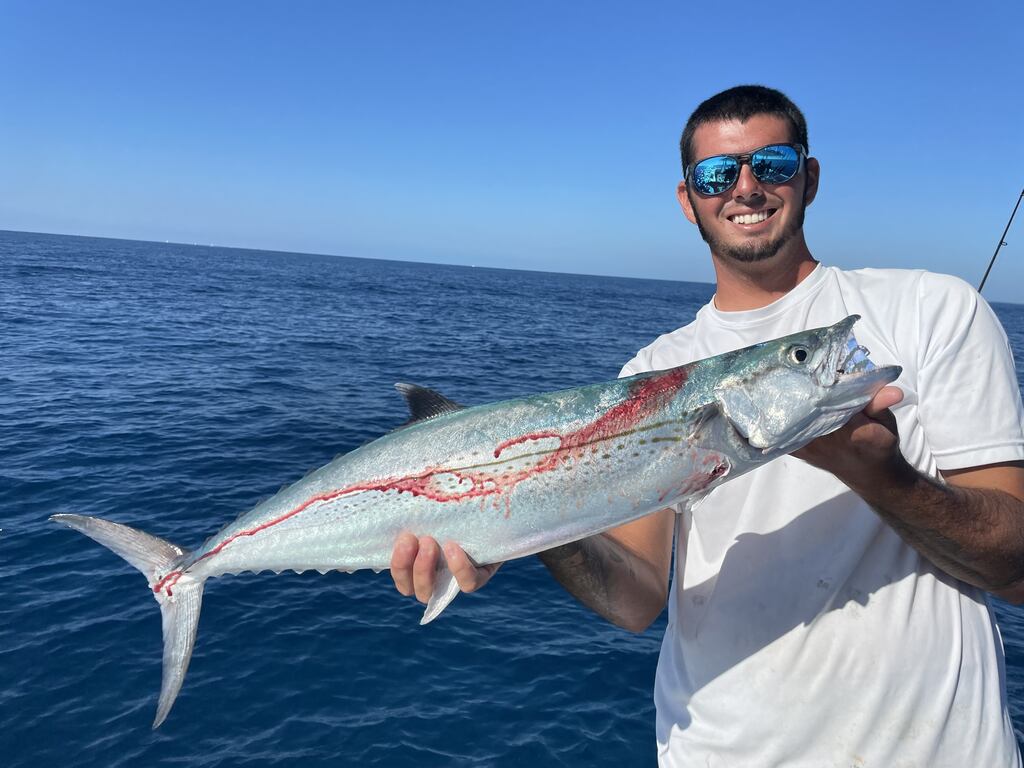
[814,315,902,410]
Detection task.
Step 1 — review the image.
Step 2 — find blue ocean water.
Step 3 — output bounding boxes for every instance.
[2,229,1022,767]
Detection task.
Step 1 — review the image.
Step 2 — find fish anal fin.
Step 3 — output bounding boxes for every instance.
[419,558,461,625]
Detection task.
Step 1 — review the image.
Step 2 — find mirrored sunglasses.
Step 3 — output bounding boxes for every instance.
[686,143,806,196]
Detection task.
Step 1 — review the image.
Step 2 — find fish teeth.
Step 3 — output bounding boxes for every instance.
[838,344,874,374]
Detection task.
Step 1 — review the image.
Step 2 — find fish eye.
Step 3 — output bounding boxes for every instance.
[787,346,809,365]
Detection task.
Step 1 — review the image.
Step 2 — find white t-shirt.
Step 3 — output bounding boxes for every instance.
[620,264,1024,768]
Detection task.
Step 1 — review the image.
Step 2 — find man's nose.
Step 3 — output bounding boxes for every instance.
[732,163,764,201]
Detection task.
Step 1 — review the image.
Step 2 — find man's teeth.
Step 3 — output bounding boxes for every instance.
[730,210,770,225]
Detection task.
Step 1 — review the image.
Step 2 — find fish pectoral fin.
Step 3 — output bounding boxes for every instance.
[686,401,723,439]
[419,558,462,626]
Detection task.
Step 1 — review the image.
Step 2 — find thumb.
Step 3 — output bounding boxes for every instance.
[864,386,903,419]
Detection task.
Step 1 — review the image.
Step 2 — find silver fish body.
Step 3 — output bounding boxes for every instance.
[52,314,900,727]
[180,374,732,582]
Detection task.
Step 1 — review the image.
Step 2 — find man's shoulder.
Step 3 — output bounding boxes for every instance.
[826,266,986,342]
[828,265,978,303]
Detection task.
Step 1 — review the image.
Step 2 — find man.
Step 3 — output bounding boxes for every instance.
[391,86,1024,766]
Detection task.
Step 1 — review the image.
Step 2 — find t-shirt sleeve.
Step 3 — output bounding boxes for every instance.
[915,273,1024,470]
[619,348,652,379]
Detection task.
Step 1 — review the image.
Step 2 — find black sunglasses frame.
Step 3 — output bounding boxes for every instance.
[685,143,807,197]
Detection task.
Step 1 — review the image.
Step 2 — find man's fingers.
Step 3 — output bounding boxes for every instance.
[393,535,499,603]
[412,536,441,604]
[857,385,902,438]
[390,531,419,596]
[443,542,476,590]
[444,541,501,592]
[865,385,903,419]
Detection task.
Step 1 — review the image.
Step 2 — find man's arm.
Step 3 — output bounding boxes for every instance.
[931,463,1024,601]
[537,508,675,632]
[390,507,675,633]
[795,386,1024,602]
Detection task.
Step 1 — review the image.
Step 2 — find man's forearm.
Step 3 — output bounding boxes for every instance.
[852,458,1024,594]
[538,534,669,633]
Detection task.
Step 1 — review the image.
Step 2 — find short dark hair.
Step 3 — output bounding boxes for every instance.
[679,85,809,172]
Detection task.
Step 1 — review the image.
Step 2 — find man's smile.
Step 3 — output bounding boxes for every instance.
[727,208,777,227]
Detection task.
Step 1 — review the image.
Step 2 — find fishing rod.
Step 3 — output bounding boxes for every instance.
[978,187,1024,294]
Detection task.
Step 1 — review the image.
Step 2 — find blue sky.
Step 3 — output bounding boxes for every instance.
[2,1,1022,302]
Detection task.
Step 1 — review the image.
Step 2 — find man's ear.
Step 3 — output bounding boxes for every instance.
[803,157,820,206]
[677,181,698,225]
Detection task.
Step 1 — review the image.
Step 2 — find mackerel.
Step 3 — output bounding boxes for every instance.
[52,314,900,727]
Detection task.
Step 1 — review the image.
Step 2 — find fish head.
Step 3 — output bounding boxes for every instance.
[712,315,902,457]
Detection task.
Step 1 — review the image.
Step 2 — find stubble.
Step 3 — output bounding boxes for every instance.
[688,187,807,264]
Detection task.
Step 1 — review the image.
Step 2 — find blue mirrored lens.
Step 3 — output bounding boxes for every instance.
[750,145,800,183]
[692,156,738,195]
[690,144,802,195]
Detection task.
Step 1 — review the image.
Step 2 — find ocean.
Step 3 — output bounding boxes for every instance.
[2,229,1022,767]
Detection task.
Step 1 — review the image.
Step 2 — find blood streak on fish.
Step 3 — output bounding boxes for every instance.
[154,368,692,596]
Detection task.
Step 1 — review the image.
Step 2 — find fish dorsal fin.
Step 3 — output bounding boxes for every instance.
[394,382,466,424]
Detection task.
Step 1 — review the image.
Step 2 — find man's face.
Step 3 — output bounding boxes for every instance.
[677,114,819,265]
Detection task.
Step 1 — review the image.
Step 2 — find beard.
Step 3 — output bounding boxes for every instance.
[688,188,806,264]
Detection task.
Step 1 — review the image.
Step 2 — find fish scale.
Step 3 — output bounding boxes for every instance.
[51,314,900,728]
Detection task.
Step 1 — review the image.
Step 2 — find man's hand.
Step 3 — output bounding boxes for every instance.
[389,532,501,605]
[793,385,1024,599]
[389,509,674,632]
[793,385,906,494]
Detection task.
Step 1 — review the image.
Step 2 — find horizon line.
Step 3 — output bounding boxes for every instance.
[4,227,1021,308]
[0,226,716,290]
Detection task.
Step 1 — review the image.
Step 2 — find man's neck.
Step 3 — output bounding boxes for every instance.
[711,251,819,312]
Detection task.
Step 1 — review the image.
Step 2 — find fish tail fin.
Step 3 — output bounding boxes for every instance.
[154,574,203,728]
[50,513,203,728]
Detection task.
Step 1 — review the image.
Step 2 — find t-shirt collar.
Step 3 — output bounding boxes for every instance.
[703,263,827,328]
